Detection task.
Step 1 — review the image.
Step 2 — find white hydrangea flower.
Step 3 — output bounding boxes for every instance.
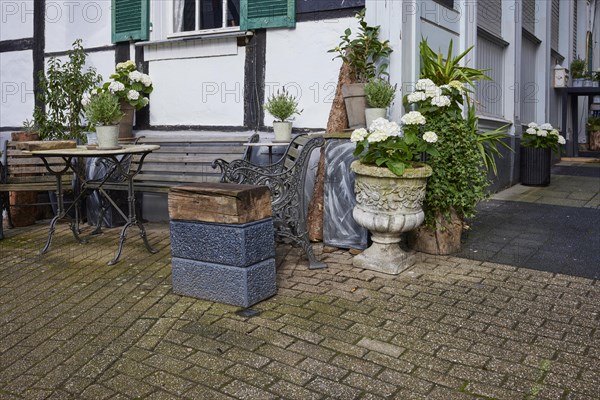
[549,129,559,136]
[140,74,152,87]
[423,131,438,143]
[526,128,537,135]
[558,135,566,145]
[407,91,427,103]
[539,123,553,130]
[401,111,426,125]
[108,81,125,93]
[351,128,368,143]
[129,71,143,82]
[528,122,538,129]
[81,92,91,106]
[537,129,548,137]
[448,80,464,91]
[369,118,388,132]
[116,60,135,70]
[430,95,451,107]
[127,90,140,100]
[384,120,401,137]
[415,79,436,91]
[424,86,442,99]
[367,129,390,143]
[140,97,149,107]
[91,88,98,95]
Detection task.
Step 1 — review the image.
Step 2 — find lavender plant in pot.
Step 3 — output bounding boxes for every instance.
[83,92,124,149]
[364,78,396,128]
[264,88,302,142]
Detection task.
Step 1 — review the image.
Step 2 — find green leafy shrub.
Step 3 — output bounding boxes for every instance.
[328,10,392,83]
[84,92,124,126]
[264,88,302,121]
[570,57,587,79]
[34,39,102,142]
[364,79,396,108]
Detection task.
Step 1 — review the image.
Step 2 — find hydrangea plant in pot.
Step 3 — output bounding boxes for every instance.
[84,92,124,149]
[520,122,566,186]
[349,115,438,274]
[101,60,152,139]
[329,10,392,128]
[364,78,396,128]
[264,88,302,142]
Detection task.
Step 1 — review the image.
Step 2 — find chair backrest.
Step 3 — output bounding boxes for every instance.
[2,141,72,187]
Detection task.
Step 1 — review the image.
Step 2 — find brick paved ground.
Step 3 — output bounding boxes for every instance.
[1,222,599,399]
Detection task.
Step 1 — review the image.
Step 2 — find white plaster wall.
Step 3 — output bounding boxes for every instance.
[0,0,34,40]
[149,52,246,126]
[45,1,112,53]
[265,18,358,129]
[0,50,34,127]
[44,50,116,87]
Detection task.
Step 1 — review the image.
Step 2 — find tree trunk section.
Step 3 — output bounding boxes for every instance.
[307,63,352,241]
[589,131,600,151]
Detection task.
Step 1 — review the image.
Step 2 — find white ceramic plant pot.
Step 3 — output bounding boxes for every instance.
[273,121,292,142]
[96,125,120,149]
[365,108,387,129]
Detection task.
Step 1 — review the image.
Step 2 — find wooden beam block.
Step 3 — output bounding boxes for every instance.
[15,140,77,151]
[168,182,272,224]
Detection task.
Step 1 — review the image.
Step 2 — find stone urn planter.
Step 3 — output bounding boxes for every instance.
[350,161,432,274]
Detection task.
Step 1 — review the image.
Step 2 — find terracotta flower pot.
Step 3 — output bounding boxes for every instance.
[342,83,367,129]
[408,209,463,255]
[119,100,135,139]
[8,131,40,227]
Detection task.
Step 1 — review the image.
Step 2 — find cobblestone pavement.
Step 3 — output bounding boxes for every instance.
[1,222,599,399]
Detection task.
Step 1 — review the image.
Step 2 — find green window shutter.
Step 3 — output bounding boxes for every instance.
[241,0,296,30]
[112,0,149,43]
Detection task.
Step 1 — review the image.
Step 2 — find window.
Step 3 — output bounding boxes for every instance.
[172,0,240,35]
[433,0,454,9]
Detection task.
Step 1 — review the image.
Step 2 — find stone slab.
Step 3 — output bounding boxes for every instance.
[168,183,272,224]
[170,219,275,267]
[15,140,77,151]
[171,257,277,307]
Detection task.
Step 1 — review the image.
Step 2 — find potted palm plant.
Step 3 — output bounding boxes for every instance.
[329,10,392,128]
[364,78,396,128]
[84,92,124,149]
[264,88,302,142]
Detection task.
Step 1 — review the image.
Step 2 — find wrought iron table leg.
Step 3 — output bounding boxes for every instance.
[137,220,158,254]
[108,221,134,266]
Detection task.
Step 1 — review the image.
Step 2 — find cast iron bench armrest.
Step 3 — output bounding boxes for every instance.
[212,134,326,269]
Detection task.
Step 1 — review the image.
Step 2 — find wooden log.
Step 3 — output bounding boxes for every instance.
[15,140,77,151]
[168,183,272,224]
[589,131,600,151]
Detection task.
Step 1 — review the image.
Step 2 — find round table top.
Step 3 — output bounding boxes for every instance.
[243,142,290,147]
[25,144,160,157]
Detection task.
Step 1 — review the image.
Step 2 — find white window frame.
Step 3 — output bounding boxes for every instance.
[167,0,240,39]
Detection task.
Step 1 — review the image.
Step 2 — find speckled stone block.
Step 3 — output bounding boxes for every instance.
[170,218,275,267]
[171,257,277,307]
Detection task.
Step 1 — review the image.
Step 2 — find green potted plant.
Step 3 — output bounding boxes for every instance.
[406,39,506,255]
[570,57,587,86]
[33,39,101,143]
[364,78,396,128]
[520,122,566,186]
[84,92,124,149]
[329,9,392,128]
[100,60,152,139]
[349,115,438,274]
[587,115,600,151]
[264,88,302,142]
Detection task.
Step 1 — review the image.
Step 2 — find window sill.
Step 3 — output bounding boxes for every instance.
[136,30,252,47]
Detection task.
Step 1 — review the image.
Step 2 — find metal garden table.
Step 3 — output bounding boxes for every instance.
[25,144,160,265]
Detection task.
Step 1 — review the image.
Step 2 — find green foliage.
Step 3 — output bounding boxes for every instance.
[264,88,302,121]
[570,57,587,79]
[419,39,490,89]
[364,79,396,108]
[100,60,152,110]
[84,92,124,126]
[21,119,37,134]
[328,9,392,83]
[421,112,489,227]
[587,115,600,131]
[33,39,102,142]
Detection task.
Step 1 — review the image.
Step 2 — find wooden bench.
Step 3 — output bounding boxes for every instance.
[0,140,74,228]
[212,133,326,269]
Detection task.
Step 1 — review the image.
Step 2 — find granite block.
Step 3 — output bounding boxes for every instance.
[170,218,275,267]
[172,257,277,307]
